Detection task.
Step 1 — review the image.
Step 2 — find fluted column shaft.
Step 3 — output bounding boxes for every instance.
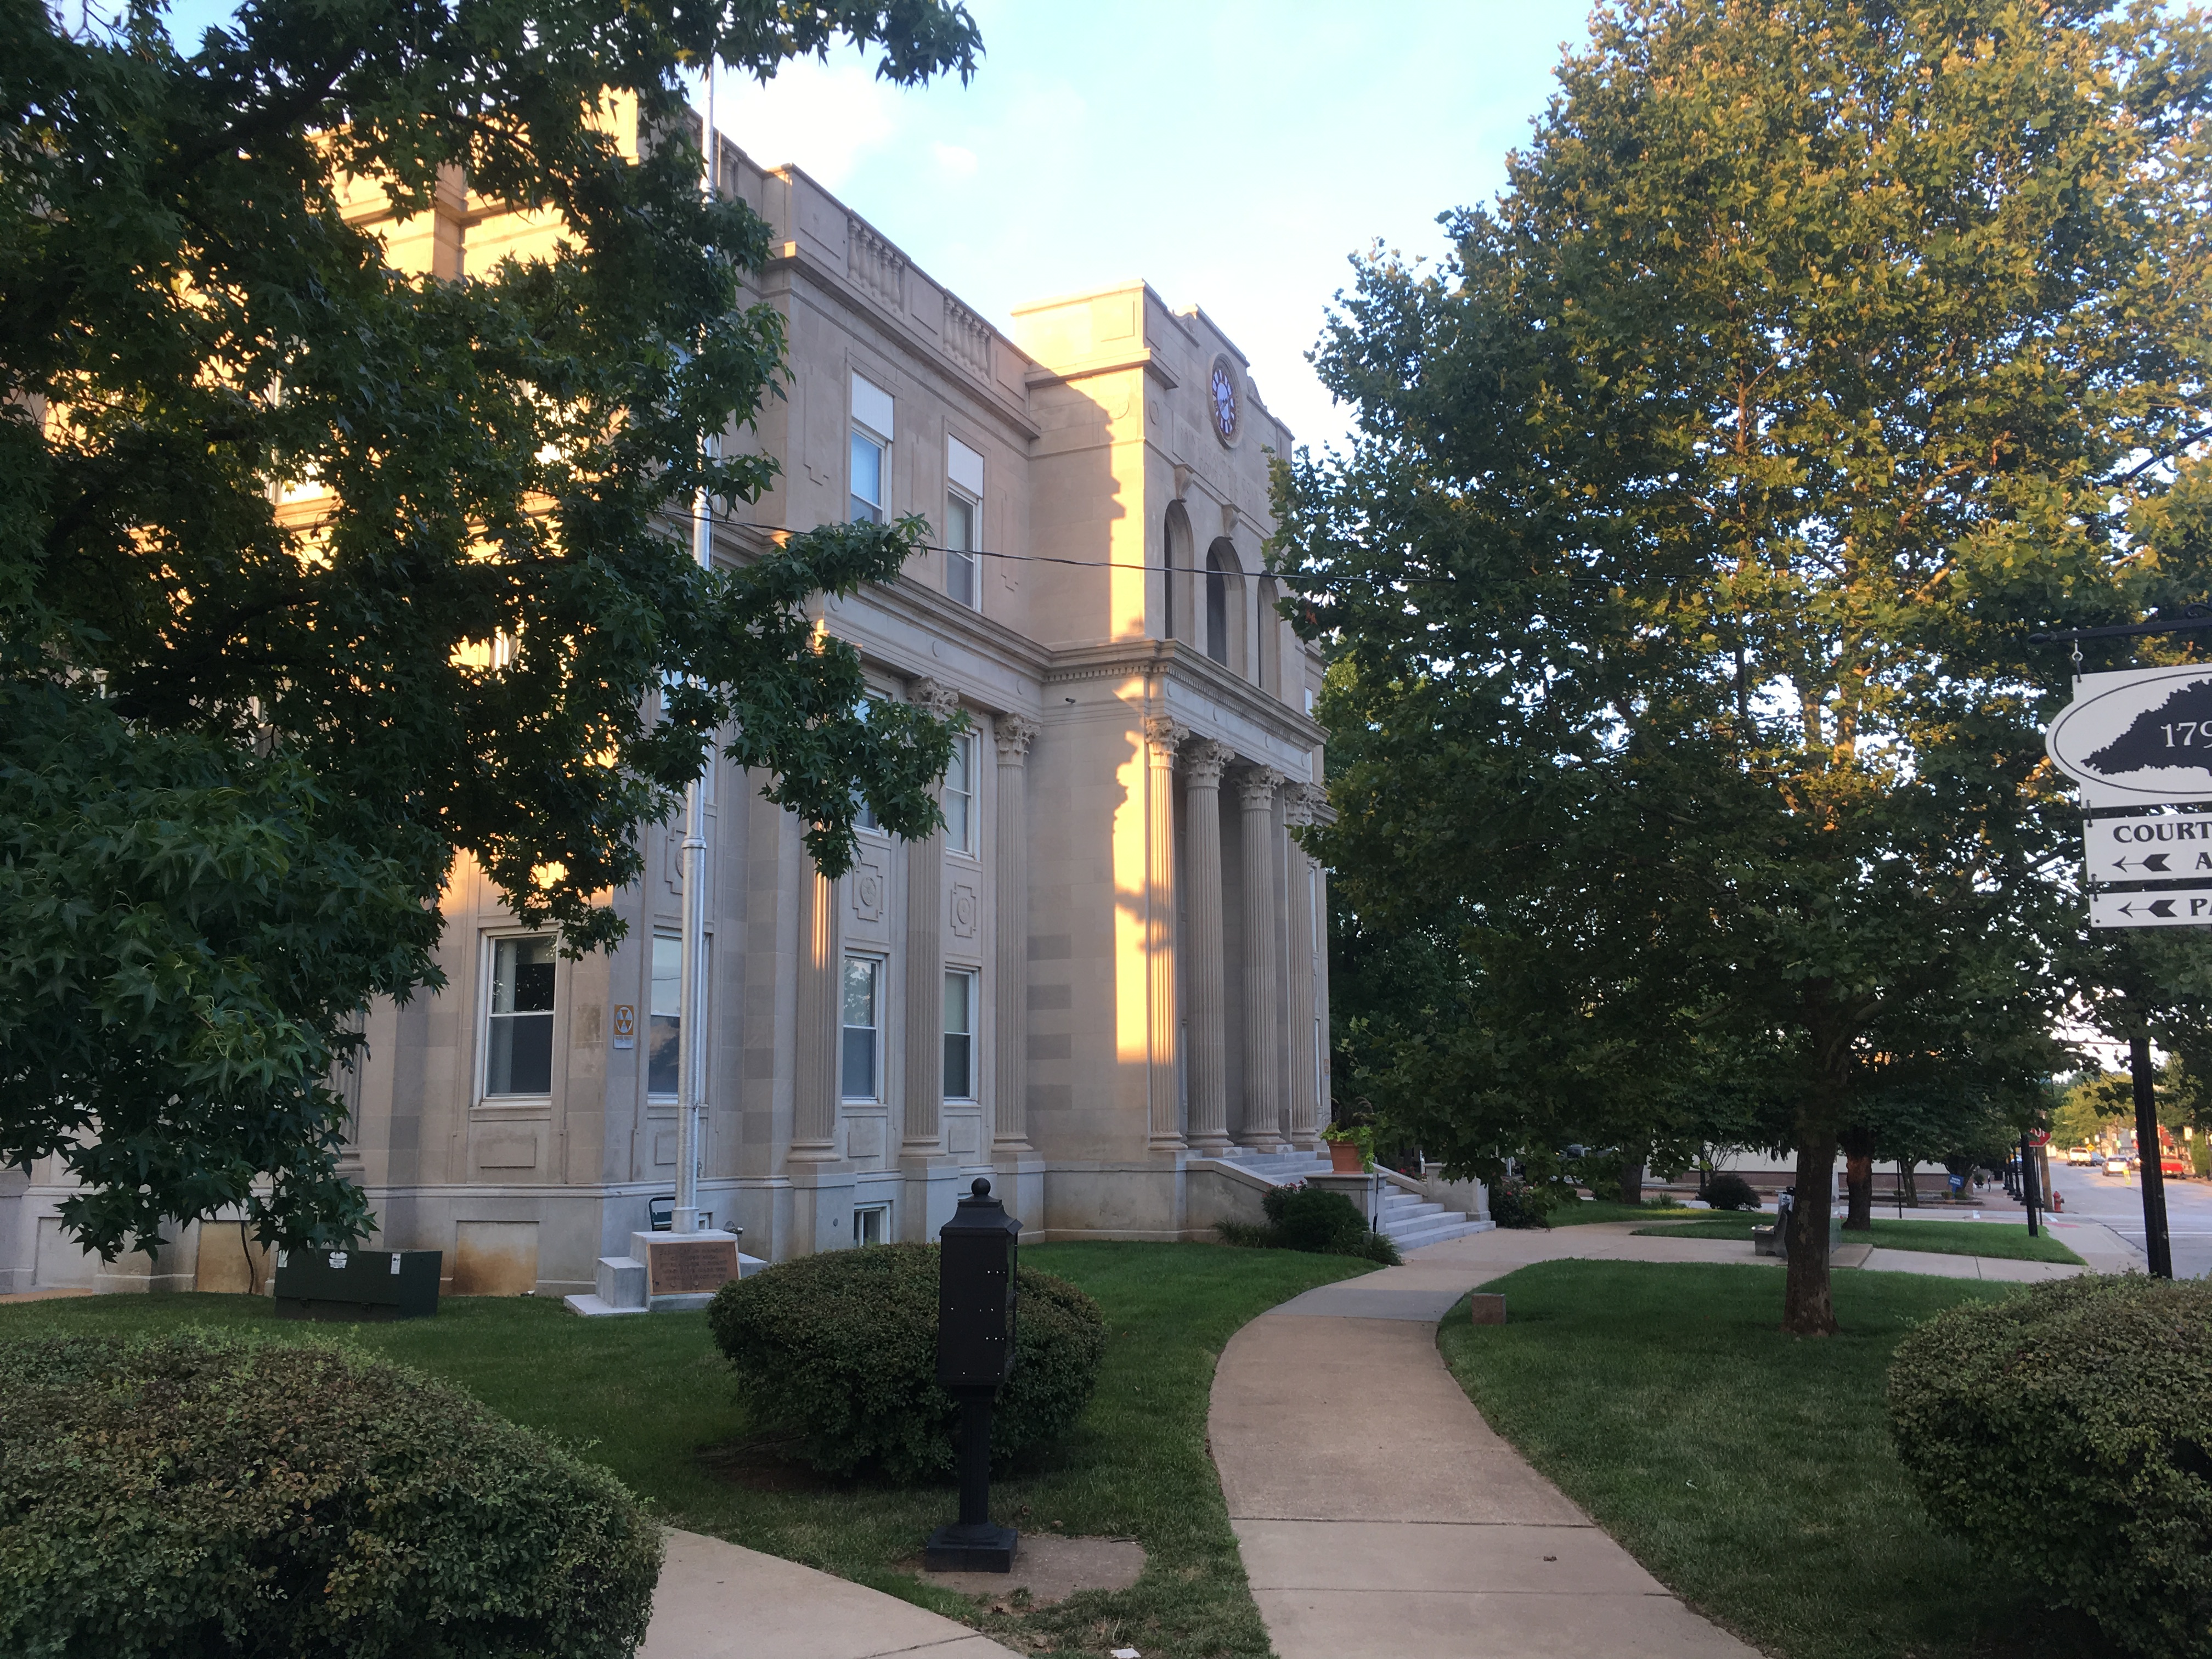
[992,714,1039,1150]
[1237,768,1287,1149]
[902,679,958,1154]
[1182,739,1233,1153]
[791,862,840,1158]
[1145,718,1189,1148]
[1283,783,1323,1150]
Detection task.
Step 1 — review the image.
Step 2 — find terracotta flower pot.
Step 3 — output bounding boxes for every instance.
[1327,1140,1364,1175]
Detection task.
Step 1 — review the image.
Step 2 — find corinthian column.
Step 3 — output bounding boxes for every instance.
[902,677,958,1156]
[992,713,1040,1151]
[1283,783,1324,1150]
[791,860,840,1160]
[1145,717,1189,1148]
[1182,738,1233,1154]
[1237,767,1287,1150]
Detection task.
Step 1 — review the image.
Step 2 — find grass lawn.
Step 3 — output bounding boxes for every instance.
[0,1242,1365,1659]
[1547,1197,1711,1226]
[1630,1213,2084,1265]
[1440,1261,2115,1659]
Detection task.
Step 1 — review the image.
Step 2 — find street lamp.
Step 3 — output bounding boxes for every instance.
[925,1177,1020,1572]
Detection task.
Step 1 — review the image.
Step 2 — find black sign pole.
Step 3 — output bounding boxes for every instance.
[2019,1135,2040,1238]
[2130,1035,2175,1278]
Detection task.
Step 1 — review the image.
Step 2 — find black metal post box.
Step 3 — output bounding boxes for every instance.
[926,1178,1022,1572]
[274,1247,442,1322]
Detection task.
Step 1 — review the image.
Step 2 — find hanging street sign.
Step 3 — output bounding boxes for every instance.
[2081,815,2212,884]
[2091,889,2212,928]
[2046,664,2212,807]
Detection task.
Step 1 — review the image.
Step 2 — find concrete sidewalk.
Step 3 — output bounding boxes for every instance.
[640,1529,1023,1659]
[1210,1253,1762,1659]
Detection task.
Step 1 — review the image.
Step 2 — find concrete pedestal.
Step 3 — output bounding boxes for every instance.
[563,1228,762,1317]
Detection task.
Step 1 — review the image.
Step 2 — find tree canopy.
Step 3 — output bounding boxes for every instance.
[1282,0,2212,1333]
[0,0,979,1257]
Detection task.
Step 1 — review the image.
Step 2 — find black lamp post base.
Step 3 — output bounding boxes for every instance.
[924,1522,1018,1572]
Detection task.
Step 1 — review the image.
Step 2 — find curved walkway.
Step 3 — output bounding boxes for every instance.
[1207,1222,2083,1659]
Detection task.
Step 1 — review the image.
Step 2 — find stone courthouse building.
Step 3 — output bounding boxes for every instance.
[0,119,1406,1300]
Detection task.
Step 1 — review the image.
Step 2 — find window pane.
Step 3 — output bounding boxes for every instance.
[945,492,974,551]
[850,431,883,523]
[487,1012,554,1095]
[650,935,682,1017]
[842,1026,876,1101]
[944,734,972,851]
[944,969,972,1034]
[493,936,555,1014]
[947,546,976,608]
[843,957,876,1028]
[943,1030,971,1101]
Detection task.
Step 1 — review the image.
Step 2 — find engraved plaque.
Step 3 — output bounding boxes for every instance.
[647,1238,739,1296]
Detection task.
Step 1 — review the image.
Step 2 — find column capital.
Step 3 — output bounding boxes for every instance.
[909,675,961,720]
[1282,781,1328,827]
[1237,766,1288,811]
[1144,715,1189,764]
[1183,737,1234,787]
[994,712,1041,763]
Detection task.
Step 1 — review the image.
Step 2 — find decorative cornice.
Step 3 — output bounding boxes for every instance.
[1041,640,1327,751]
[1183,738,1234,788]
[908,675,961,720]
[994,713,1042,761]
[1144,715,1190,764]
[1237,766,1287,810]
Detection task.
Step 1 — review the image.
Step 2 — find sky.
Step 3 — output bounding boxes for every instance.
[147,0,1600,452]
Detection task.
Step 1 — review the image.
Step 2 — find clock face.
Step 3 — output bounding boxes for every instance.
[1210,356,1239,444]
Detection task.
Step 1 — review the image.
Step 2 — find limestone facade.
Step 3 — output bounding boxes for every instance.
[0,131,1333,1297]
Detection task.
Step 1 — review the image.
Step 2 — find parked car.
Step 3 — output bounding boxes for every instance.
[2106,1156,2131,1176]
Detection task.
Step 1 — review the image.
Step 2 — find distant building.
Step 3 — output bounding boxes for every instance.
[1,120,1338,1297]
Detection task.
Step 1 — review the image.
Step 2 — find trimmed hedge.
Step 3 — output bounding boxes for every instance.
[1889,1273,2212,1659]
[708,1243,1105,1482]
[1700,1172,1760,1212]
[0,1330,661,1659]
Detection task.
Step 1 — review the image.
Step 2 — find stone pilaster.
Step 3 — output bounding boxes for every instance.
[1283,782,1325,1150]
[1237,767,1288,1150]
[1182,738,1234,1154]
[1145,717,1189,1148]
[901,677,959,1156]
[992,713,1040,1151]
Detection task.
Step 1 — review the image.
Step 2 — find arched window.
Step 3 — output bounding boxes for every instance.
[1164,501,1195,644]
[1256,575,1282,695]
[1205,544,1232,665]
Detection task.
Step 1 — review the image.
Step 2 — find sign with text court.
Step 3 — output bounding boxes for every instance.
[2081,815,2212,884]
[2047,664,2212,808]
[2091,889,2212,928]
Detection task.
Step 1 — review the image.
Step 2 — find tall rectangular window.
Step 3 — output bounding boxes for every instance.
[943,969,976,1101]
[946,435,984,609]
[943,730,975,854]
[842,955,881,1101]
[850,373,894,524]
[647,933,681,1097]
[486,936,555,1096]
[853,695,881,832]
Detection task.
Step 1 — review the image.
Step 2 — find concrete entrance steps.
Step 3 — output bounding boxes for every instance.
[1218,1151,1491,1251]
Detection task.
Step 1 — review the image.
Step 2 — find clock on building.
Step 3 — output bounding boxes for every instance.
[1209,354,1239,445]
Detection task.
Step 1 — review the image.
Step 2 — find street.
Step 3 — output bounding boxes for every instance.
[2044,1158,2212,1280]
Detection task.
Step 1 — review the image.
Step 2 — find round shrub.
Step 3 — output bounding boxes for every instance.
[1489,1175,1554,1229]
[1889,1274,2212,1659]
[0,1330,661,1659]
[1700,1171,1760,1211]
[1261,1182,1401,1264]
[708,1243,1105,1483]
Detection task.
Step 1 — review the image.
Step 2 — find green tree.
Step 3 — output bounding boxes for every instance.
[1279,0,2211,1333]
[0,0,980,1257]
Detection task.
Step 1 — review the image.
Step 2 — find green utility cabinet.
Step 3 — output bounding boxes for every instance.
[274,1248,442,1322]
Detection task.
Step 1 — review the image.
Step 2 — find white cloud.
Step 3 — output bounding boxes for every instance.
[718,57,900,189]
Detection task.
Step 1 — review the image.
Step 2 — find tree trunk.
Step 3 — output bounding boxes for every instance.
[1782,1127,1838,1336]
[1843,1153,1872,1231]
[1619,1157,1645,1207]
[1898,1157,1917,1207]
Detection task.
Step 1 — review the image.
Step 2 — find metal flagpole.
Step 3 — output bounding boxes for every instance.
[2130,1034,2174,1278]
[672,63,719,1236]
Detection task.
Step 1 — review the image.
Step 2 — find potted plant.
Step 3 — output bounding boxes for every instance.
[1322,1123,1375,1174]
